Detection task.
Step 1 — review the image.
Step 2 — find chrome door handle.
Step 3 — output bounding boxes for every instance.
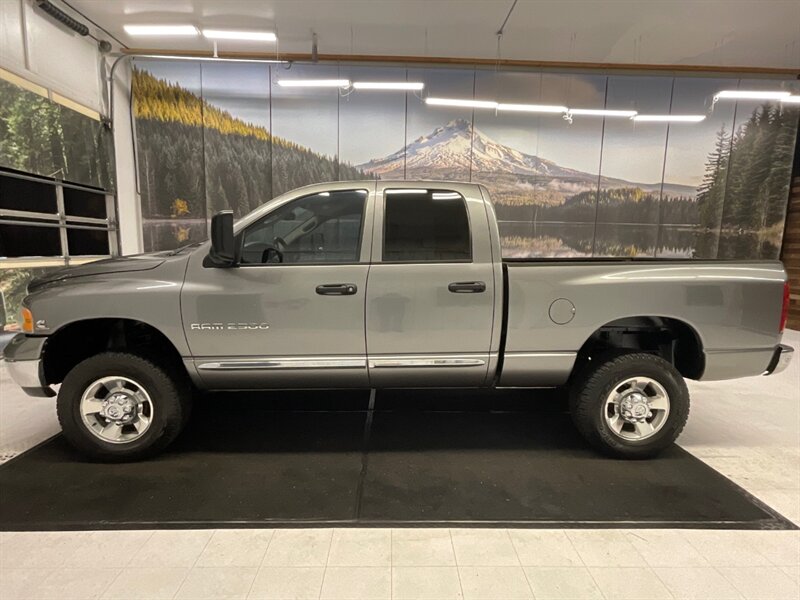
[316,283,357,296]
[448,281,486,293]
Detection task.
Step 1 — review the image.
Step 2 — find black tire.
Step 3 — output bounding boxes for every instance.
[568,352,690,459]
[57,352,191,462]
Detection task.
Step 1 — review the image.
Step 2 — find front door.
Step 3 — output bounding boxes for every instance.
[366,184,497,387]
[182,185,374,388]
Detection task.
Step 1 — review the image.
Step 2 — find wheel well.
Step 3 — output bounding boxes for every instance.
[42,318,186,385]
[577,316,705,380]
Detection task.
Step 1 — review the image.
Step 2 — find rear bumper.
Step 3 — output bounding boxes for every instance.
[764,344,794,376]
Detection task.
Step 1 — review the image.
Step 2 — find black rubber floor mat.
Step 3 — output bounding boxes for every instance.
[0,389,793,530]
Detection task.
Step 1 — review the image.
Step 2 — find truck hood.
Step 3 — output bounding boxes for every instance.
[27,253,171,293]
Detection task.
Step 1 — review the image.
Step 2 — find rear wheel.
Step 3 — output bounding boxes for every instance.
[57,352,190,462]
[569,352,690,459]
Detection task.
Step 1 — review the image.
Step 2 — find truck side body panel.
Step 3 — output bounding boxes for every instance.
[501,260,787,386]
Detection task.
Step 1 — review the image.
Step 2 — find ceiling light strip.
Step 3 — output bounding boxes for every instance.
[425,97,498,109]
[568,108,637,117]
[123,25,199,36]
[497,103,566,113]
[715,90,791,101]
[202,29,277,42]
[277,79,351,88]
[352,81,424,90]
[633,115,706,122]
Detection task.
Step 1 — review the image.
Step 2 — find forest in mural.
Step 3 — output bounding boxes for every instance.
[132,60,799,259]
[0,79,114,191]
[133,68,364,249]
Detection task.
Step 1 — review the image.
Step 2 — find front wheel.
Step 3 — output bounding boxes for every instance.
[568,352,690,459]
[57,352,190,462]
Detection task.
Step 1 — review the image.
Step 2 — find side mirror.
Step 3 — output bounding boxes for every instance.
[205,211,236,268]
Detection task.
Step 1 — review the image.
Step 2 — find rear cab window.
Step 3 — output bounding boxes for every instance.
[382,189,471,262]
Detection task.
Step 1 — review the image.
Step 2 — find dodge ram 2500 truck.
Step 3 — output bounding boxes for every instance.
[4,181,794,461]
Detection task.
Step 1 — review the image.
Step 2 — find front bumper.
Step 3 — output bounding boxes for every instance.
[3,334,55,398]
[764,344,794,376]
[4,358,55,397]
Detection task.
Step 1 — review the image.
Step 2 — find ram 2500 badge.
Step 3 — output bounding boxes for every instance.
[4,181,794,461]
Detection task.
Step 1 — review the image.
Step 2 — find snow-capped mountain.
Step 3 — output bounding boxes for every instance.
[357,118,695,198]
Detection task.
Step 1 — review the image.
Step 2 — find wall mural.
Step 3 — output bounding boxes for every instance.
[132,60,799,259]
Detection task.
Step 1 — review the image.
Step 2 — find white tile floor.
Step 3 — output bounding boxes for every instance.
[1,330,798,599]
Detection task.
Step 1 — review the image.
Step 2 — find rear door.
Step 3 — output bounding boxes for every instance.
[365,183,496,387]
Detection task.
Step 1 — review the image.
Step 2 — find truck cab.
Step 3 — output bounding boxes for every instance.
[183,180,500,390]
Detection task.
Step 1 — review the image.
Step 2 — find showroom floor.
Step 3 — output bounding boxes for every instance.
[0,330,798,599]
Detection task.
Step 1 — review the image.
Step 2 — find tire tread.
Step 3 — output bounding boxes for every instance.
[569,352,690,459]
[57,351,189,462]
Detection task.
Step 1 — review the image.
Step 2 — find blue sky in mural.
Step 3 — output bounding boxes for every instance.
[136,60,200,94]
[271,63,339,159]
[663,77,736,188]
[201,62,270,129]
[340,65,408,166]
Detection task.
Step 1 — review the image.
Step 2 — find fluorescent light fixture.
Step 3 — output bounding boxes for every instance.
[432,192,462,200]
[714,90,791,101]
[202,29,276,42]
[568,108,638,117]
[781,95,800,104]
[497,103,566,113]
[124,24,199,36]
[633,114,706,123]
[385,188,428,194]
[425,97,498,109]
[277,79,350,88]
[352,81,424,91]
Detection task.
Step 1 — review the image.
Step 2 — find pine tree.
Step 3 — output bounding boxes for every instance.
[696,125,730,230]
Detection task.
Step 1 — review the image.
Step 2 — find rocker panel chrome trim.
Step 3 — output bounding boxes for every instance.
[197,357,367,370]
[368,356,486,368]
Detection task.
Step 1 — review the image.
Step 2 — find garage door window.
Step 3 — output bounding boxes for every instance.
[0,168,117,262]
[382,189,471,262]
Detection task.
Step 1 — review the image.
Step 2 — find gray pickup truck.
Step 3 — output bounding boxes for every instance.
[4,181,793,461]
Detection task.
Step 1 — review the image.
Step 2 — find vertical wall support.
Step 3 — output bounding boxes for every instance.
[779,120,800,330]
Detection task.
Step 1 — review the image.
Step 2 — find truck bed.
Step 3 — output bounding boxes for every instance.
[498,259,787,386]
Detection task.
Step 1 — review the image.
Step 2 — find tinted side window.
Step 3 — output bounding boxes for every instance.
[241,190,366,265]
[383,190,471,262]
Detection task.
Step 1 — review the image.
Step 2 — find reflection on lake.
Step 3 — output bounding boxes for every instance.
[142,217,780,260]
[143,219,208,252]
[499,222,780,260]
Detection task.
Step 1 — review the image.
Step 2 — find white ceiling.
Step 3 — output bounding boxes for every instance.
[67,0,800,70]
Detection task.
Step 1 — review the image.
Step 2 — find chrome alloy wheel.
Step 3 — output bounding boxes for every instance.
[603,376,670,441]
[79,376,153,444]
